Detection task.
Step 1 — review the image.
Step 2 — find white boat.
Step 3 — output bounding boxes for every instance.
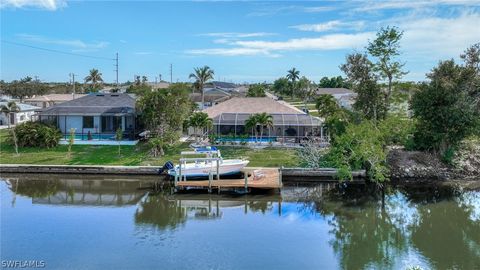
[165,147,249,179]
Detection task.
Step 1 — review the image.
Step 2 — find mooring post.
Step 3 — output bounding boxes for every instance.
[216,159,220,180]
[178,160,182,182]
[279,166,283,187]
[244,171,248,193]
[208,171,212,193]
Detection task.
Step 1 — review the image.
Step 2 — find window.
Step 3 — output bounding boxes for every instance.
[83,116,94,129]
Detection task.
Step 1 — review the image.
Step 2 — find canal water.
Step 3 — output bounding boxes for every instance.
[1,174,479,270]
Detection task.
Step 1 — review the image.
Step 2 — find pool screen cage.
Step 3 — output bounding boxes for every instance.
[212,113,328,143]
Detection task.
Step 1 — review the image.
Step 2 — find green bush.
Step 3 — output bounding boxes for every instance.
[322,120,389,182]
[378,114,415,146]
[11,121,62,148]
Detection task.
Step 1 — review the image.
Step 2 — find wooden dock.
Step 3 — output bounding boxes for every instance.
[174,168,282,193]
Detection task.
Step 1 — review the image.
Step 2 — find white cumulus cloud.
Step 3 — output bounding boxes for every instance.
[1,0,66,10]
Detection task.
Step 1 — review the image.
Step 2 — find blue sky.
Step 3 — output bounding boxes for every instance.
[1,0,479,83]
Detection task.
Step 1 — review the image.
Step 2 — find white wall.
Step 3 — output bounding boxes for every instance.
[0,111,36,126]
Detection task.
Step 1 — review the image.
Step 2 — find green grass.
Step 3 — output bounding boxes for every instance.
[0,129,299,167]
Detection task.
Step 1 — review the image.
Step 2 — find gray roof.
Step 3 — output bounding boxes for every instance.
[212,81,236,89]
[0,101,40,111]
[38,93,135,116]
[315,88,353,95]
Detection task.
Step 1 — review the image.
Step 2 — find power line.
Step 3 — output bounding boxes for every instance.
[1,40,115,61]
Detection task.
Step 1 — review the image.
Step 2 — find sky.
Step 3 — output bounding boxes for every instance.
[1,0,480,84]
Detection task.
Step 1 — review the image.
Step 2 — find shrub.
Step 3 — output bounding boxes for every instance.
[378,114,415,146]
[11,121,62,148]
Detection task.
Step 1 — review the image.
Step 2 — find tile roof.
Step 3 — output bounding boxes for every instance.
[202,97,305,118]
[38,93,135,115]
[315,88,353,95]
[24,94,86,102]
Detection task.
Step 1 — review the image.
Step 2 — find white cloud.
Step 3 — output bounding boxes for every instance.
[303,6,335,13]
[17,33,109,50]
[399,12,480,58]
[1,0,66,10]
[186,32,374,57]
[290,20,365,32]
[186,47,280,57]
[233,32,374,51]
[354,0,480,12]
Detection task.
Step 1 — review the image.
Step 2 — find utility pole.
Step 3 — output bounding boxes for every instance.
[69,73,76,94]
[115,52,119,87]
[170,64,172,83]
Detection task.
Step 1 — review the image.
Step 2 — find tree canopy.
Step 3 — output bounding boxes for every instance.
[246,84,267,97]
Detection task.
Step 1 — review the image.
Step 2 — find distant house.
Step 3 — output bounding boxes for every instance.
[0,102,40,126]
[315,88,356,109]
[191,88,231,109]
[202,97,326,142]
[36,93,138,142]
[24,94,86,108]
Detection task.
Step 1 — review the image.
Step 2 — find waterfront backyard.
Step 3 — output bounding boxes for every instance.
[0,130,300,167]
[1,174,479,269]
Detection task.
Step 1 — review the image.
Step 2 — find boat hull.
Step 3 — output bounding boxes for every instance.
[168,160,249,179]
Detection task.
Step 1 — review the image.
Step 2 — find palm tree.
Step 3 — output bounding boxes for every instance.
[255,113,274,143]
[244,115,258,142]
[1,101,20,154]
[188,112,213,142]
[1,101,19,128]
[84,69,104,91]
[189,66,214,109]
[286,68,300,98]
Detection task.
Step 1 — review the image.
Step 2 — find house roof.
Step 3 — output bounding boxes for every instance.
[203,97,304,118]
[212,81,236,89]
[38,93,135,116]
[24,94,86,103]
[0,102,40,112]
[315,88,353,95]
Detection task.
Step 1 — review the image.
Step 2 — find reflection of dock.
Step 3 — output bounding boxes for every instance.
[175,168,282,193]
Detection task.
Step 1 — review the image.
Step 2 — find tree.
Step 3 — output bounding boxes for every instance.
[286,68,300,98]
[141,76,148,84]
[246,84,267,97]
[460,43,480,72]
[1,101,19,154]
[318,76,350,88]
[367,26,408,109]
[272,77,290,97]
[315,94,339,118]
[116,127,123,156]
[67,128,75,158]
[255,112,274,143]
[189,66,214,109]
[84,69,104,92]
[340,53,386,121]
[411,59,480,156]
[1,77,46,101]
[244,114,258,142]
[296,76,316,109]
[187,112,213,142]
[136,83,193,156]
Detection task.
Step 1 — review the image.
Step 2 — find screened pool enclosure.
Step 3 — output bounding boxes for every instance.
[212,113,327,143]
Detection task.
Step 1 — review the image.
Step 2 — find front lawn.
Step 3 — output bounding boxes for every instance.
[0,129,300,167]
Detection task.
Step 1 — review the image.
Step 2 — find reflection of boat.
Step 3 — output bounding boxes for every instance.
[163,146,249,179]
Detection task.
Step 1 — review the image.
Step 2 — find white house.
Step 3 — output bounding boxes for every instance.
[0,102,40,126]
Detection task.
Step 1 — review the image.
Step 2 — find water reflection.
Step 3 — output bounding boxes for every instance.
[1,174,479,270]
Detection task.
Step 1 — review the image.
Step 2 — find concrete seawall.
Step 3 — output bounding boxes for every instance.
[0,164,161,175]
[0,164,366,179]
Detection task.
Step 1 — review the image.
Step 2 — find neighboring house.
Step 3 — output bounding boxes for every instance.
[0,102,40,126]
[191,88,231,109]
[202,97,326,142]
[315,88,356,109]
[211,81,236,91]
[24,94,86,108]
[36,93,137,141]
